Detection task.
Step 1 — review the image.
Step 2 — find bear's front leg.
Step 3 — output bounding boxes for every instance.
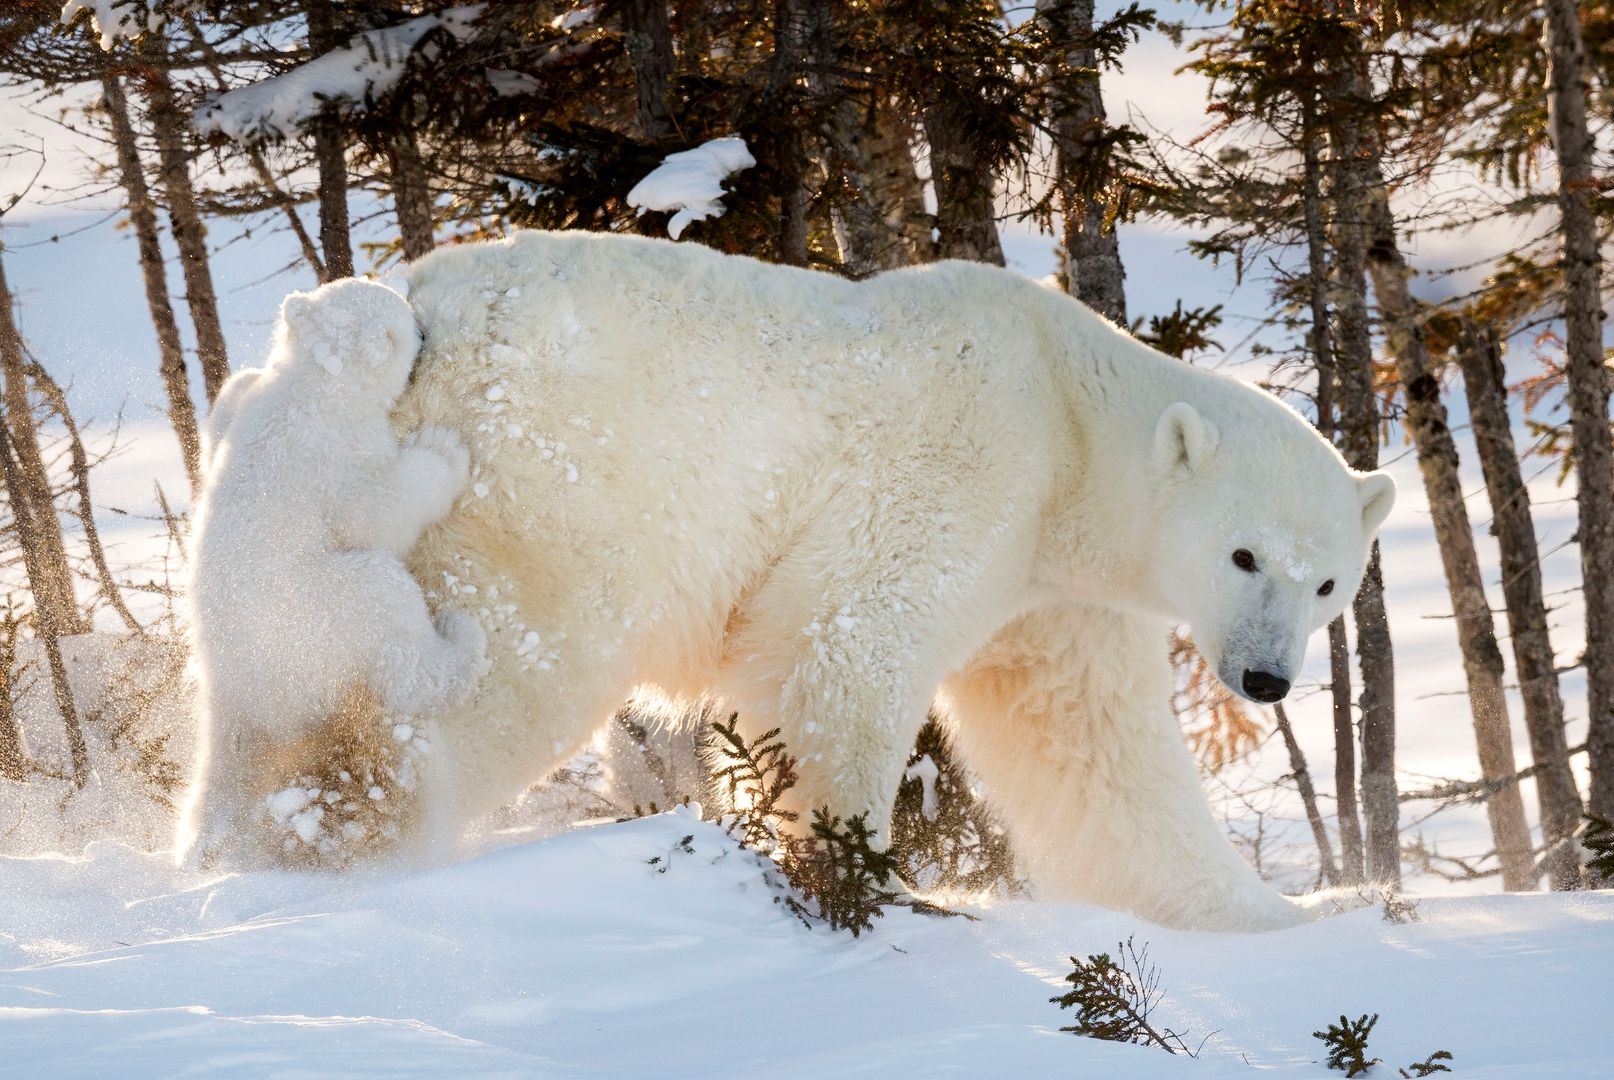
[941,603,1310,931]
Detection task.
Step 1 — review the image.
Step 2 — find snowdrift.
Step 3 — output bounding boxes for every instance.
[3,810,1608,1077]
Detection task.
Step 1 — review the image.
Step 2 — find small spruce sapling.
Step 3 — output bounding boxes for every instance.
[702,713,799,853]
[1050,936,1198,1055]
[1583,814,1614,881]
[1312,1013,1453,1076]
[782,808,901,937]
[1314,1014,1382,1076]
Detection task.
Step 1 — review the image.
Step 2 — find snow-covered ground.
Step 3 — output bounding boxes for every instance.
[5,810,1609,1078]
[5,6,1614,1070]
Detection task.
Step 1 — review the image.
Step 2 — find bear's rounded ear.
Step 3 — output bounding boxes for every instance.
[1357,471,1396,535]
[1153,402,1219,475]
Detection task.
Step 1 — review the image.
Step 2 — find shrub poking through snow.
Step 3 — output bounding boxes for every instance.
[702,714,799,853]
[781,809,901,937]
[1050,936,1197,1055]
[699,714,901,936]
[1315,1014,1383,1076]
[1312,1013,1453,1077]
[890,716,1021,898]
[1583,813,1614,882]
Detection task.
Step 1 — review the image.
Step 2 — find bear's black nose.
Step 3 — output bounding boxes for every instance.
[1242,670,1291,703]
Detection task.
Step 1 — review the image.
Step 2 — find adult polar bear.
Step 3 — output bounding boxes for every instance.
[394,230,1394,931]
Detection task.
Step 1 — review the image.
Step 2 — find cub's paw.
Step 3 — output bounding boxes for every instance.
[403,425,472,486]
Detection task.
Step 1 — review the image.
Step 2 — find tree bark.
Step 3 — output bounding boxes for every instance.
[1275,703,1337,885]
[101,72,202,493]
[1302,91,1364,884]
[619,0,676,142]
[29,362,142,636]
[387,127,436,262]
[0,342,85,788]
[0,247,85,641]
[923,98,1004,266]
[1360,182,1535,892]
[306,3,354,281]
[1039,0,1126,325]
[1324,41,1399,889]
[1459,320,1584,888]
[862,105,933,266]
[767,0,812,266]
[1543,0,1614,826]
[0,605,24,781]
[138,34,230,402]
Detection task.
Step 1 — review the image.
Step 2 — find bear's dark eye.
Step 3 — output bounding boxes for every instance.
[1317,579,1335,597]
[1232,549,1257,572]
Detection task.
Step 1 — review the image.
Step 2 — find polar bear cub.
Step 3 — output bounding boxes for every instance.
[180,279,486,866]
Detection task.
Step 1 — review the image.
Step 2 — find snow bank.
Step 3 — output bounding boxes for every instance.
[627,137,757,240]
[60,0,164,50]
[194,6,484,142]
[2,810,1608,1076]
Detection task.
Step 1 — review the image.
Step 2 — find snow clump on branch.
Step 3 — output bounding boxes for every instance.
[626,137,757,240]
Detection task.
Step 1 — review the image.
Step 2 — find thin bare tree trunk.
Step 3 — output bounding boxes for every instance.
[0,418,84,788]
[0,604,23,781]
[1459,320,1584,889]
[0,247,84,641]
[1275,703,1337,885]
[620,0,676,141]
[306,4,354,281]
[387,128,436,262]
[1040,0,1126,324]
[29,362,142,636]
[1325,43,1399,889]
[1302,92,1364,884]
[1543,0,1614,826]
[139,35,230,402]
[923,99,1004,265]
[1360,184,1535,891]
[101,71,202,493]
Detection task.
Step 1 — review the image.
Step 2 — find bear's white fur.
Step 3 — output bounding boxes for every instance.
[381,231,1393,931]
[180,279,486,865]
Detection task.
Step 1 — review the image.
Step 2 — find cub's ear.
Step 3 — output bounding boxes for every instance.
[276,291,344,376]
[1357,471,1396,535]
[1153,402,1220,475]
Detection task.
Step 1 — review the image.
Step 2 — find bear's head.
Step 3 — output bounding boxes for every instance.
[274,280,423,404]
[1148,401,1395,704]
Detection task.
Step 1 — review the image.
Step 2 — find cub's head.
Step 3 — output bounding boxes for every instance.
[274,280,422,402]
[1148,401,1395,704]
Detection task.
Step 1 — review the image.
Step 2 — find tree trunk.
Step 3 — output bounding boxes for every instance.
[768,0,812,266]
[139,34,230,402]
[29,362,142,636]
[923,98,1004,265]
[1275,703,1337,885]
[1324,43,1399,889]
[863,105,933,265]
[620,0,676,142]
[1302,91,1364,884]
[0,247,84,641]
[0,606,24,781]
[387,128,436,262]
[306,3,354,281]
[1543,0,1614,826]
[0,353,85,788]
[1360,184,1535,891]
[1040,0,1126,325]
[101,72,202,493]
[1459,320,1584,888]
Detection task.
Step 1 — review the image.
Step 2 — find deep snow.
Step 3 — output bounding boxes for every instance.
[4,810,1608,1078]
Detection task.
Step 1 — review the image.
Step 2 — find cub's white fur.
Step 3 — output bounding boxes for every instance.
[179,279,485,866]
